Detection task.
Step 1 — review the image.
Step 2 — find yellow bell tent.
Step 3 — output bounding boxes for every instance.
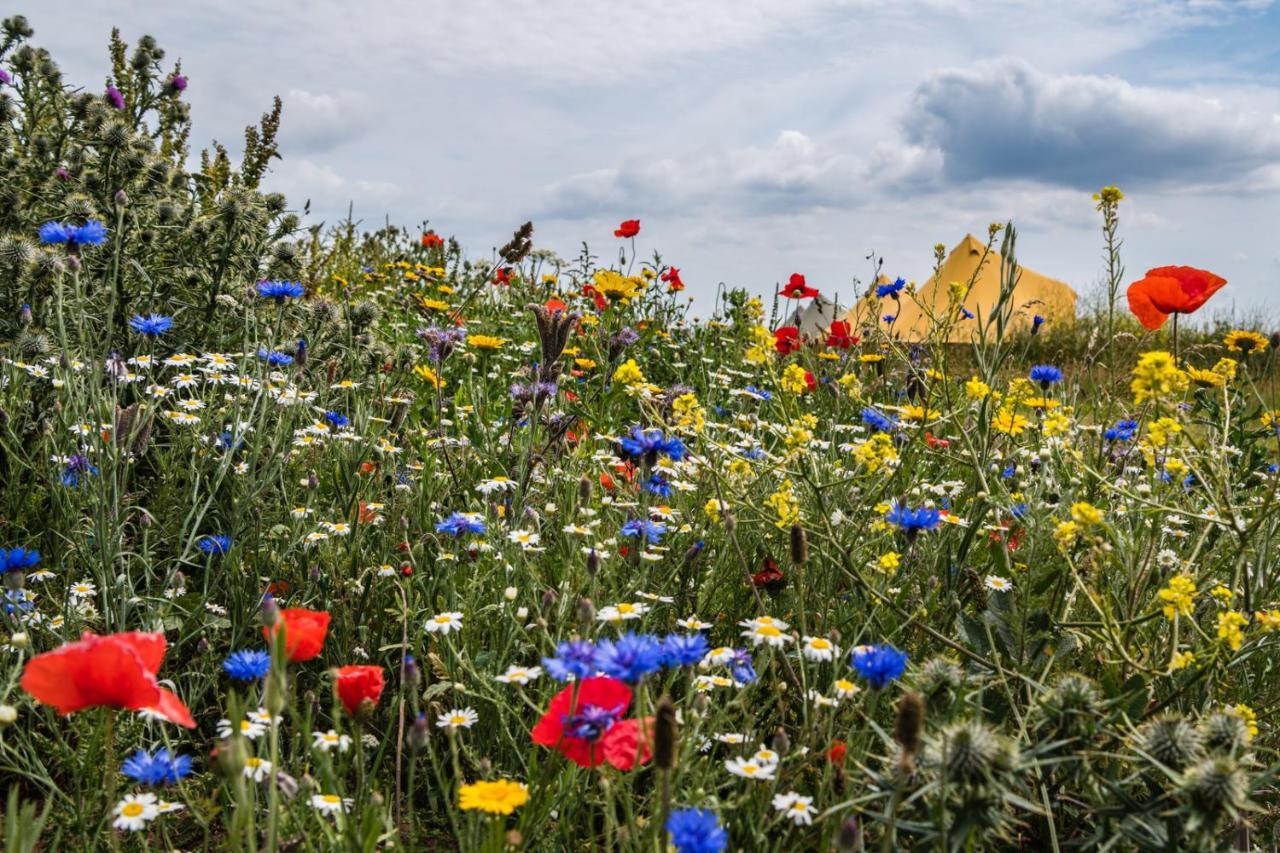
[844,234,1077,342]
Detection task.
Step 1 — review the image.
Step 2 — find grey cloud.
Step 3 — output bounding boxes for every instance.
[901,59,1280,189]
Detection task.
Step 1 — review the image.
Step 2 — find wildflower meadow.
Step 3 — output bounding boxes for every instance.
[4,16,1280,853]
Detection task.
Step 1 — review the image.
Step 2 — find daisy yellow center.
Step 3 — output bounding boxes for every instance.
[756,625,782,637]
[321,795,341,805]
[742,764,759,775]
[434,616,452,624]
[618,604,636,614]
[450,715,468,725]
[122,802,145,818]
[810,639,831,649]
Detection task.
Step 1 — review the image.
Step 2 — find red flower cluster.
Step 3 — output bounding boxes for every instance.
[336,665,385,715]
[781,273,818,299]
[421,231,443,248]
[1126,266,1226,330]
[661,267,684,292]
[532,676,651,770]
[264,607,330,662]
[21,631,196,728]
[826,320,857,349]
[774,326,801,355]
[614,219,640,239]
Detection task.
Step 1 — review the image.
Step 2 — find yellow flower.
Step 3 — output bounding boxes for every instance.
[1223,330,1268,354]
[1185,366,1225,389]
[457,779,529,815]
[784,415,817,449]
[836,372,860,393]
[852,433,898,472]
[780,363,809,395]
[1157,575,1196,620]
[1255,610,1280,632]
[416,296,451,312]
[413,365,446,389]
[1042,411,1071,437]
[1216,611,1248,651]
[592,270,644,301]
[613,359,646,387]
[704,499,725,523]
[964,376,991,401]
[574,358,597,370]
[1053,520,1080,551]
[1021,396,1059,410]
[1093,185,1124,206]
[467,334,508,351]
[877,551,900,574]
[1231,704,1259,741]
[992,408,1029,436]
[1144,417,1182,449]
[858,353,885,364]
[900,405,940,422]
[672,393,706,434]
[1170,650,1195,671]
[1262,411,1280,432]
[1212,357,1238,380]
[1130,351,1188,405]
[764,481,800,529]
[1209,584,1233,604]
[1070,502,1102,526]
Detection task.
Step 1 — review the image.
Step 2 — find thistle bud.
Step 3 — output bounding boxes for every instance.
[576,597,595,626]
[541,588,557,610]
[586,548,601,576]
[114,189,128,207]
[789,523,808,565]
[402,655,421,692]
[770,727,790,756]
[408,712,430,751]
[653,695,678,770]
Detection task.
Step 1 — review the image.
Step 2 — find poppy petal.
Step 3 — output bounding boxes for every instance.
[1126,280,1171,330]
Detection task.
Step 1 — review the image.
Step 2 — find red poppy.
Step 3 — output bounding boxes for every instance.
[1126,266,1226,330]
[781,273,819,299]
[531,676,651,769]
[545,297,567,313]
[924,432,950,450]
[581,285,607,311]
[21,631,196,728]
[335,665,384,716]
[827,739,847,764]
[493,267,512,286]
[358,501,379,525]
[614,219,640,239]
[751,558,785,592]
[774,326,801,355]
[421,231,443,248]
[661,267,684,292]
[826,320,857,349]
[804,370,817,392]
[264,607,330,662]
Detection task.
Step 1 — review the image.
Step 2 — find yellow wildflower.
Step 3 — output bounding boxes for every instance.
[1230,704,1259,740]
[1130,351,1188,405]
[1223,330,1268,354]
[764,481,801,529]
[457,779,529,815]
[992,409,1029,436]
[964,376,991,400]
[467,334,507,351]
[1070,502,1102,526]
[413,365,446,389]
[780,363,809,395]
[613,359,646,387]
[877,551,901,574]
[1216,611,1248,651]
[672,393,706,434]
[1157,575,1196,620]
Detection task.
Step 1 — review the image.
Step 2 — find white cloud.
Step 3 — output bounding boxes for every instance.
[278,89,374,153]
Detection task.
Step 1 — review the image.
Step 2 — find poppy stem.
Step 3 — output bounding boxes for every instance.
[1172,313,1180,362]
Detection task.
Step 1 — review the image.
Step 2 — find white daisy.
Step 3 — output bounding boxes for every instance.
[310,793,352,814]
[312,730,353,753]
[495,665,542,685]
[436,707,478,730]
[112,793,159,831]
[425,612,464,635]
[801,636,839,661]
[772,792,816,825]
[725,756,776,780]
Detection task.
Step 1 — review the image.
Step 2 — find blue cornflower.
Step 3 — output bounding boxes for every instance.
[742,386,772,402]
[645,472,672,498]
[215,431,245,452]
[61,454,98,487]
[1032,314,1045,335]
[861,407,898,433]
[1010,503,1029,520]
[223,649,271,682]
[619,426,686,462]
[128,313,174,337]
[886,503,941,536]
[435,512,486,536]
[121,748,193,786]
[876,277,906,298]
[542,639,598,682]
[3,590,34,615]
[960,307,975,320]
[562,703,624,743]
[851,643,909,689]
[198,535,233,555]
[620,518,666,544]
[256,280,305,302]
[883,314,896,324]
[1001,463,1017,479]
[728,648,756,684]
[1104,419,1139,443]
[660,633,709,667]
[257,349,294,366]
[595,633,664,683]
[0,547,41,575]
[38,220,107,248]
[1029,365,1063,388]
[323,411,349,429]
[666,808,728,853]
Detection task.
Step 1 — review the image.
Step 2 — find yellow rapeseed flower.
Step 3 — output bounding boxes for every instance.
[1216,611,1248,651]
[1157,575,1196,620]
[1131,351,1188,405]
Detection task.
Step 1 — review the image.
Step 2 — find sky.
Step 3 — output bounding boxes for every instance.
[23,0,1280,318]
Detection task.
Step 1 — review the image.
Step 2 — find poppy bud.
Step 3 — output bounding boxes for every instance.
[576,597,595,626]
[789,523,808,565]
[216,736,248,778]
[586,549,601,576]
[578,476,592,503]
[477,757,492,775]
[836,815,863,851]
[1271,331,1280,351]
[114,189,128,207]
[653,695,678,770]
[894,690,925,774]
[541,589,557,610]
[274,771,299,800]
[771,727,790,756]
[402,656,421,691]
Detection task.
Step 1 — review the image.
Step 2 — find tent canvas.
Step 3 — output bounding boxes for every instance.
[843,234,1077,342]
[786,293,841,338]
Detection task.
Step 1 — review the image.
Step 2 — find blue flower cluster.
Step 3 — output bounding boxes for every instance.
[861,407,898,433]
[666,808,728,853]
[223,649,271,682]
[620,518,667,544]
[436,512,486,536]
[851,643,909,689]
[0,547,40,575]
[1104,419,1139,443]
[38,220,107,248]
[256,280,305,302]
[876,276,906,298]
[198,534,233,555]
[619,426,686,462]
[886,503,941,535]
[128,313,174,337]
[1029,364,1064,387]
[122,748,193,786]
[542,632,711,683]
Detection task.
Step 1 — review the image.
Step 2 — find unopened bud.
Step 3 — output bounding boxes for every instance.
[576,597,595,626]
[771,727,790,756]
[790,523,808,565]
[653,695,678,770]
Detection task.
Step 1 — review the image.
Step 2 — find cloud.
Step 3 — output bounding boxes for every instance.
[265,159,405,221]
[278,89,373,153]
[900,59,1280,189]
